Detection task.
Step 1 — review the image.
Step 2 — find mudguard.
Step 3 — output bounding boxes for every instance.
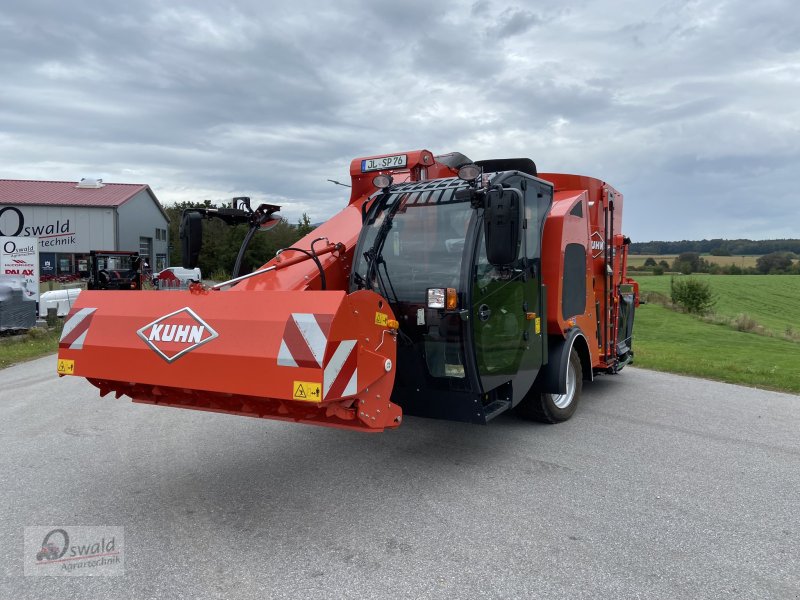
[536,328,591,394]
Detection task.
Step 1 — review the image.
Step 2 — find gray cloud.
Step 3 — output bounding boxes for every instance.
[0,0,798,241]
[487,7,545,38]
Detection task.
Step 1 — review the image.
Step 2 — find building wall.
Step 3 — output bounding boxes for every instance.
[0,189,170,274]
[0,204,116,252]
[116,190,169,270]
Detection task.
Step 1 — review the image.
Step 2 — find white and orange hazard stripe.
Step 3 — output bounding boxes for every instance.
[323,340,357,400]
[277,313,332,368]
[277,312,359,400]
[59,308,97,350]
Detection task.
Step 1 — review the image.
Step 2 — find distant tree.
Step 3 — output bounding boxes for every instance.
[726,264,743,275]
[297,212,315,237]
[629,239,800,256]
[672,252,708,274]
[658,260,670,270]
[710,247,731,256]
[644,257,657,267]
[756,252,793,274]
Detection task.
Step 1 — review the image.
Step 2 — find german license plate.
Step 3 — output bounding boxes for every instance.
[361,154,407,172]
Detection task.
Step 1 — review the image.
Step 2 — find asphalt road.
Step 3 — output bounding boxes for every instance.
[1,355,798,599]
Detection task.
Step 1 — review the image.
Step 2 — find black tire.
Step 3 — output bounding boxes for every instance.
[516,349,583,423]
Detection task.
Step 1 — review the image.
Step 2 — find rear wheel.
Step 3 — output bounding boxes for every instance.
[516,349,582,423]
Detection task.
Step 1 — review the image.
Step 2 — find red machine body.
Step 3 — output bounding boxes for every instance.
[540,173,637,373]
[57,150,637,432]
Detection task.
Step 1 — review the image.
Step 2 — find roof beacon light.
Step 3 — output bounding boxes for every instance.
[457,163,481,182]
[373,174,393,190]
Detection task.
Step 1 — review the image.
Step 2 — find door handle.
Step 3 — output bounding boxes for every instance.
[478,304,492,321]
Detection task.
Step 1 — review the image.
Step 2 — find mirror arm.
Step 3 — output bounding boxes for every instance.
[180,202,283,270]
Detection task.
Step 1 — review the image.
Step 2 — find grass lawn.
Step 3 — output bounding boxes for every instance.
[0,325,63,370]
[633,302,800,393]
[637,274,800,336]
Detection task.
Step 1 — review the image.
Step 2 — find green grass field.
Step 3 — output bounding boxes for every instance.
[632,274,800,394]
[637,274,800,336]
[633,303,800,393]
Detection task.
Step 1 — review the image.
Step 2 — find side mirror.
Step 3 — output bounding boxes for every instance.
[180,211,204,269]
[483,187,521,266]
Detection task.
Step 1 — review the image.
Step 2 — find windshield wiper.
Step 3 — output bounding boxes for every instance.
[361,191,404,300]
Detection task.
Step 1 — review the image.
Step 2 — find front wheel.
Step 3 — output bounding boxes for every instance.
[516,349,583,423]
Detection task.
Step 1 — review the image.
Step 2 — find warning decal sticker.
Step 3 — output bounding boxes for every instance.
[293,380,322,402]
[57,359,75,375]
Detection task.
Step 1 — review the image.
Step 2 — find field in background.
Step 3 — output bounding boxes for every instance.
[628,254,761,269]
[636,274,800,337]
[632,274,800,393]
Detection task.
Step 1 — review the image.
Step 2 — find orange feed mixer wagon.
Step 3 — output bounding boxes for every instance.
[57,150,638,432]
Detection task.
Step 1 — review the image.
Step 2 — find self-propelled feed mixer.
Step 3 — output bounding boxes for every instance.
[57,150,638,432]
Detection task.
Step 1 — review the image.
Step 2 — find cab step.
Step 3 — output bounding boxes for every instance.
[483,399,512,421]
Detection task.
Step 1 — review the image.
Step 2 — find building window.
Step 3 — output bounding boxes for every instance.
[139,237,153,268]
[76,254,90,277]
[57,255,74,275]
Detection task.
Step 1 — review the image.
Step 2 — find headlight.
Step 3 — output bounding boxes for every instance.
[427,288,458,310]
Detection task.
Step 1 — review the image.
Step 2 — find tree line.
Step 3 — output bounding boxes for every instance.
[640,251,799,275]
[165,201,314,279]
[630,239,800,256]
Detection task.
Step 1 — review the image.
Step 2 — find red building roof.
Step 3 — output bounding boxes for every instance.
[0,179,149,207]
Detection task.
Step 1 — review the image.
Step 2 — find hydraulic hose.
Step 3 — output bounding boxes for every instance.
[280,245,326,290]
[232,224,260,278]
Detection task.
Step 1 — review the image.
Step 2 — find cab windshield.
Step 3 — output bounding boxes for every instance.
[96,255,134,271]
[352,183,474,303]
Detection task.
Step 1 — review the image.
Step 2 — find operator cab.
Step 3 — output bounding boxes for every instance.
[350,163,553,423]
[87,251,143,291]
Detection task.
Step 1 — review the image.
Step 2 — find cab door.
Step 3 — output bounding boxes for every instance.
[471,229,527,393]
[470,177,549,402]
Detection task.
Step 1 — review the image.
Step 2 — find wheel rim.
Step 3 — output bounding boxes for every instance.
[552,360,576,409]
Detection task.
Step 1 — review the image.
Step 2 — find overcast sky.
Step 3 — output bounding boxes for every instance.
[1,0,797,241]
